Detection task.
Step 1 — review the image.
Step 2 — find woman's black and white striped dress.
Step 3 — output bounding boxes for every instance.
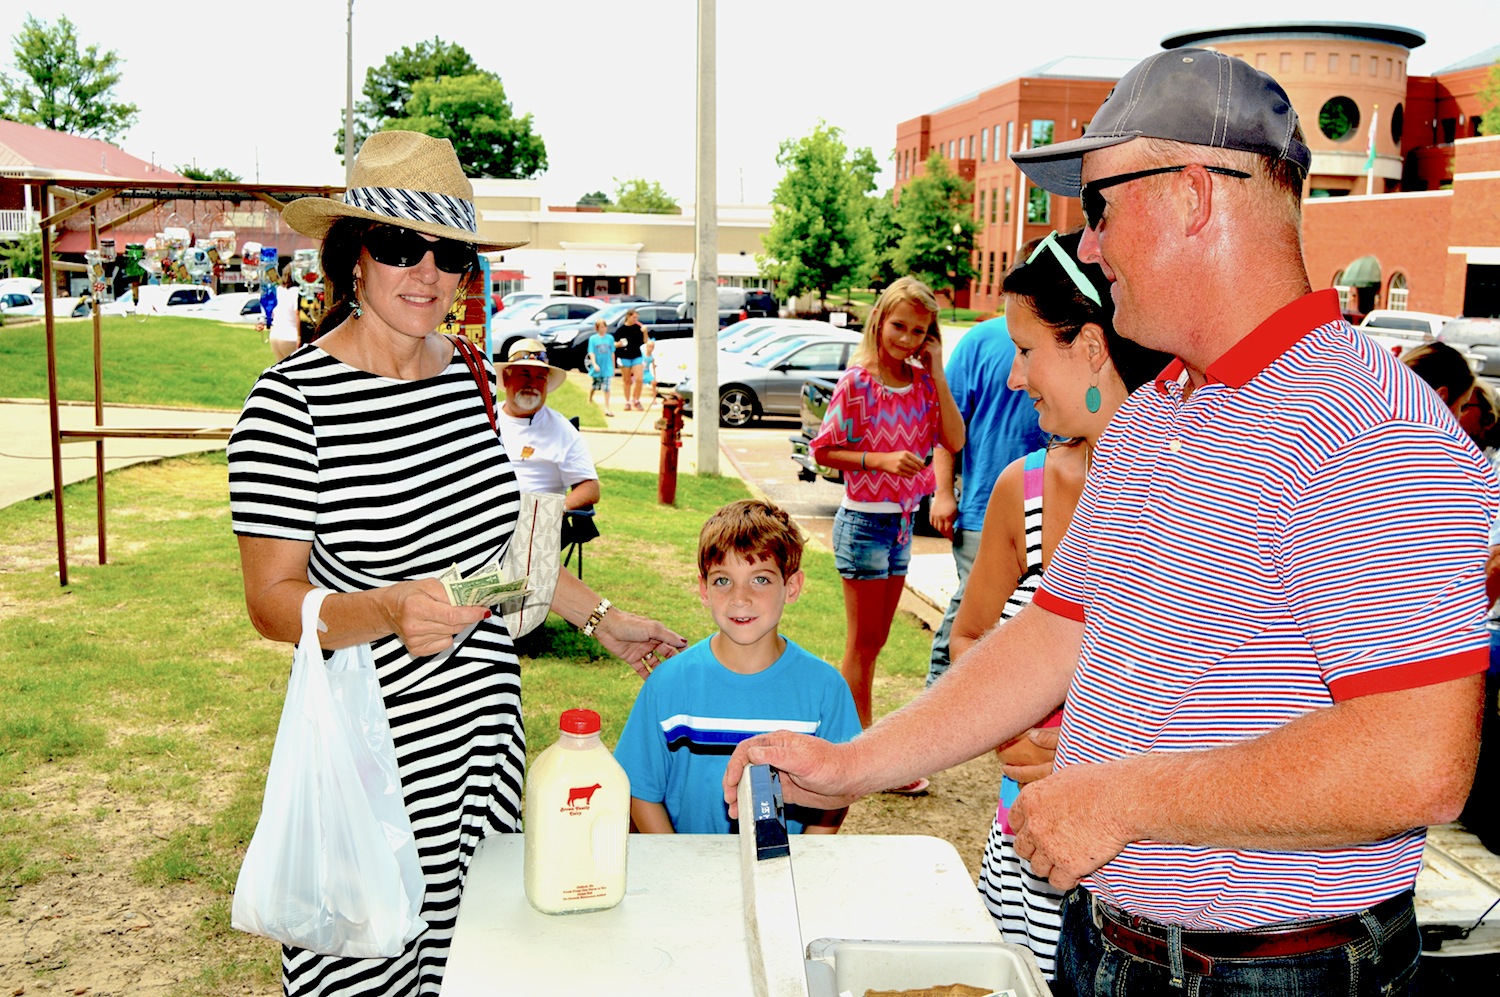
[229,344,522,997]
[976,447,1065,980]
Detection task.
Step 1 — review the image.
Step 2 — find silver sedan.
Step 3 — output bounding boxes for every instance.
[672,331,861,427]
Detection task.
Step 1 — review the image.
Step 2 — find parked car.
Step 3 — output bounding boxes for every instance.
[495,289,573,314]
[488,296,603,359]
[3,295,92,318]
[681,286,780,328]
[1440,316,1500,377]
[1356,309,1450,356]
[653,318,843,389]
[186,291,264,324]
[0,291,35,312]
[102,283,215,316]
[673,331,860,427]
[541,301,693,371]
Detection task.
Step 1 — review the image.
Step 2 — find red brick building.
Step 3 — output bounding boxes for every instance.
[898,24,1500,322]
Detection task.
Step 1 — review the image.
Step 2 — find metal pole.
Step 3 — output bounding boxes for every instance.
[694,0,719,475]
[91,208,107,565]
[344,0,355,188]
[41,184,68,586]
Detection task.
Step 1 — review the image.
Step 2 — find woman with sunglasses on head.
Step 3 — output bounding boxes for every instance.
[227,132,685,997]
[946,229,1169,979]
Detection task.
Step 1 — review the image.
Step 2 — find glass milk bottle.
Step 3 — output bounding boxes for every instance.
[523,709,630,914]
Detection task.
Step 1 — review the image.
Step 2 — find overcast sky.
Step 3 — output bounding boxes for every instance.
[9,3,1495,204]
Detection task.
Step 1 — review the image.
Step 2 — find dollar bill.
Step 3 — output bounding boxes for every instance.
[440,561,531,607]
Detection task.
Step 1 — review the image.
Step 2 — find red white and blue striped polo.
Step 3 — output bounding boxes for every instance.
[1034,289,1499,930]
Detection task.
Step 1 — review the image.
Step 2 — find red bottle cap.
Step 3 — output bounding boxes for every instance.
[559,709,602,735]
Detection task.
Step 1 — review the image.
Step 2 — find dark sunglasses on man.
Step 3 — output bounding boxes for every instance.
[365,224,477,275]
[1080,165,1251,231]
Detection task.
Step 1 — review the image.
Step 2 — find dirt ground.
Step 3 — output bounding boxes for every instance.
[2,713,1002,997]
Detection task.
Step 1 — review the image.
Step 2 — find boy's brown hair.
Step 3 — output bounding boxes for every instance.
[697,499,804,579]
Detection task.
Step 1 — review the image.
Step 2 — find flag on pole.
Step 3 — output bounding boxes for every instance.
[1364,104,1380,173]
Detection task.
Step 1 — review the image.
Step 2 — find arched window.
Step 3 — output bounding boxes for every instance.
[1388,272,1408,311]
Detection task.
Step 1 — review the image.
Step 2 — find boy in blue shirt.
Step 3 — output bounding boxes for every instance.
[615,499,861,834]
[584,318,616,416]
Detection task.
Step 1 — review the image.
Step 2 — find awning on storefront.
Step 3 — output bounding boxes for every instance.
[1340,255,1382,287]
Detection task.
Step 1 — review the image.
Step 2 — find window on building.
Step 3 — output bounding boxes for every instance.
[1003,186,1012,223]
[980,127,989,162]
[1398,59,1404,78]
[1329,53,1339,74]
[1256,53,1267,69]
[1031,120,1055,148]
[1305,52,1315,73]
[1391,103,1404,144]
[991,186,998,224]
[1370,58,1378,76]
[987,251,996,293]
[1351,54,1360,74]
[1441,118,1456,143]
[994,124,1002,160]
[1280,53,1291,74]
[1006,121,1015,155]
[1318,96,1360,142]
[977,189,986,223]
[552,271,568,291]
[959,136,966,159]
[1026,186,1050,225]
[1388,273,1408,311]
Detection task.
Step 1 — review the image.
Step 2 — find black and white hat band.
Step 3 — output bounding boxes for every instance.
[344,186,478,235]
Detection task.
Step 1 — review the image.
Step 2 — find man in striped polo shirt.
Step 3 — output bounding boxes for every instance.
[725,49,1497,996]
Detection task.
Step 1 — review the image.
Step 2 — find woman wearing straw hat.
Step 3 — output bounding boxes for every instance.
[227,131,686,996]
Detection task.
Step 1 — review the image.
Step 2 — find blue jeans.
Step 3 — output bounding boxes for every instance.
[927,526,981,686]
[1052,888,1420,997]
[832,507,911,580]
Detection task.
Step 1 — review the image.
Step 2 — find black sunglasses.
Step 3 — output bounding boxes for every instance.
[364,224,476,274]
[1080,165,1251,231]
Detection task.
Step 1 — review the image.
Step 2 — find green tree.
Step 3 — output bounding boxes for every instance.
[175,164,243,182]
[608,178,680,214]
[389,74,548,179]
[0,15,138,142]
[865,188,902,292]
[577,190,612,208]
[1480,61,1500,137]
[0,231,44,280]
[759,123,877,306]
[893,153,977,302]
[337,37,480,155]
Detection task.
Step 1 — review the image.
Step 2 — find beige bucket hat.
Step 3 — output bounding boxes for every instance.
[497,338,567,392]
[282,131,524,250]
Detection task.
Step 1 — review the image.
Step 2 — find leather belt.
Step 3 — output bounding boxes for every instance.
[1095,891,1411,977]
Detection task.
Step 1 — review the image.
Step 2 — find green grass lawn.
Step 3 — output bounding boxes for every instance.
[0,453,931,994]
[0,314,597,424]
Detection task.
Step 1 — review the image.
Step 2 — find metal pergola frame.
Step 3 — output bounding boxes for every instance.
[1,175,343,585]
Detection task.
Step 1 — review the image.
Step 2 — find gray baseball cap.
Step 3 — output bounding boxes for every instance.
[1012,48,1311,197]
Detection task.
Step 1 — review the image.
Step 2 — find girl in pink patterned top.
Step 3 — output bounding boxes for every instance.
[810,276,964,755]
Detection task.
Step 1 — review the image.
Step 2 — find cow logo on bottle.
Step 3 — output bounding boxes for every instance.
[562,783,602,813]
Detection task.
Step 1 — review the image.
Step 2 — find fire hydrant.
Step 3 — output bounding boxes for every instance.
[655,393,684,505]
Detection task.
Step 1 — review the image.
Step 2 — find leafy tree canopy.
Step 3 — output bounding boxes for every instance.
[1,15,138,143]
[759,122,876,304]
[608,178,680,214]
[577,190,612,207]
[893,153,977,296]
[389,73,547,179]
[340,37,479,154]
[1480,60,1500,137]
[865,188,902,292]
[0,231,44,280]
[176,164,243,182]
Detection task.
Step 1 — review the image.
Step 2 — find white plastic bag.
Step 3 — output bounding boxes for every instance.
[231,588,427,958]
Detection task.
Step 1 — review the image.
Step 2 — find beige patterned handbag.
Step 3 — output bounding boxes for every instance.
[499,491,562,638]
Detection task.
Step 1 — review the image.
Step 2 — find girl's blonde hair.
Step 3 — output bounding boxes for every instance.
[852,275,940,370]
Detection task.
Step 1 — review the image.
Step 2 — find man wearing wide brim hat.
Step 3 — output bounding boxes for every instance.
[718,48,1497,997]
[497,336,600,518]
[283,130,524,251]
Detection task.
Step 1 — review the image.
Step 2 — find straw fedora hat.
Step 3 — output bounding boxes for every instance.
[282,131,524,251]
[497,338,567,393]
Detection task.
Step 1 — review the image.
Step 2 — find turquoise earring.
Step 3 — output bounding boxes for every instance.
[1085,373,1101,414]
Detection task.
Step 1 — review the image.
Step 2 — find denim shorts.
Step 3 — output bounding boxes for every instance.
[832,507,911,581]
[617,356,643,368]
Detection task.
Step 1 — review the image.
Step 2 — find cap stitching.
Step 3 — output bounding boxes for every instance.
[1215,54,1231,149]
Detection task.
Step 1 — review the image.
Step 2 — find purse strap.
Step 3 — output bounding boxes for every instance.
[450,334,496,431]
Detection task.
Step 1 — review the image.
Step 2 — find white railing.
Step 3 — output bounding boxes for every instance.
[0,210,40,238]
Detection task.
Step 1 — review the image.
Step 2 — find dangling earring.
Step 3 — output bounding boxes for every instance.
[350,278,364,319]
[1085,370,1102,414]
